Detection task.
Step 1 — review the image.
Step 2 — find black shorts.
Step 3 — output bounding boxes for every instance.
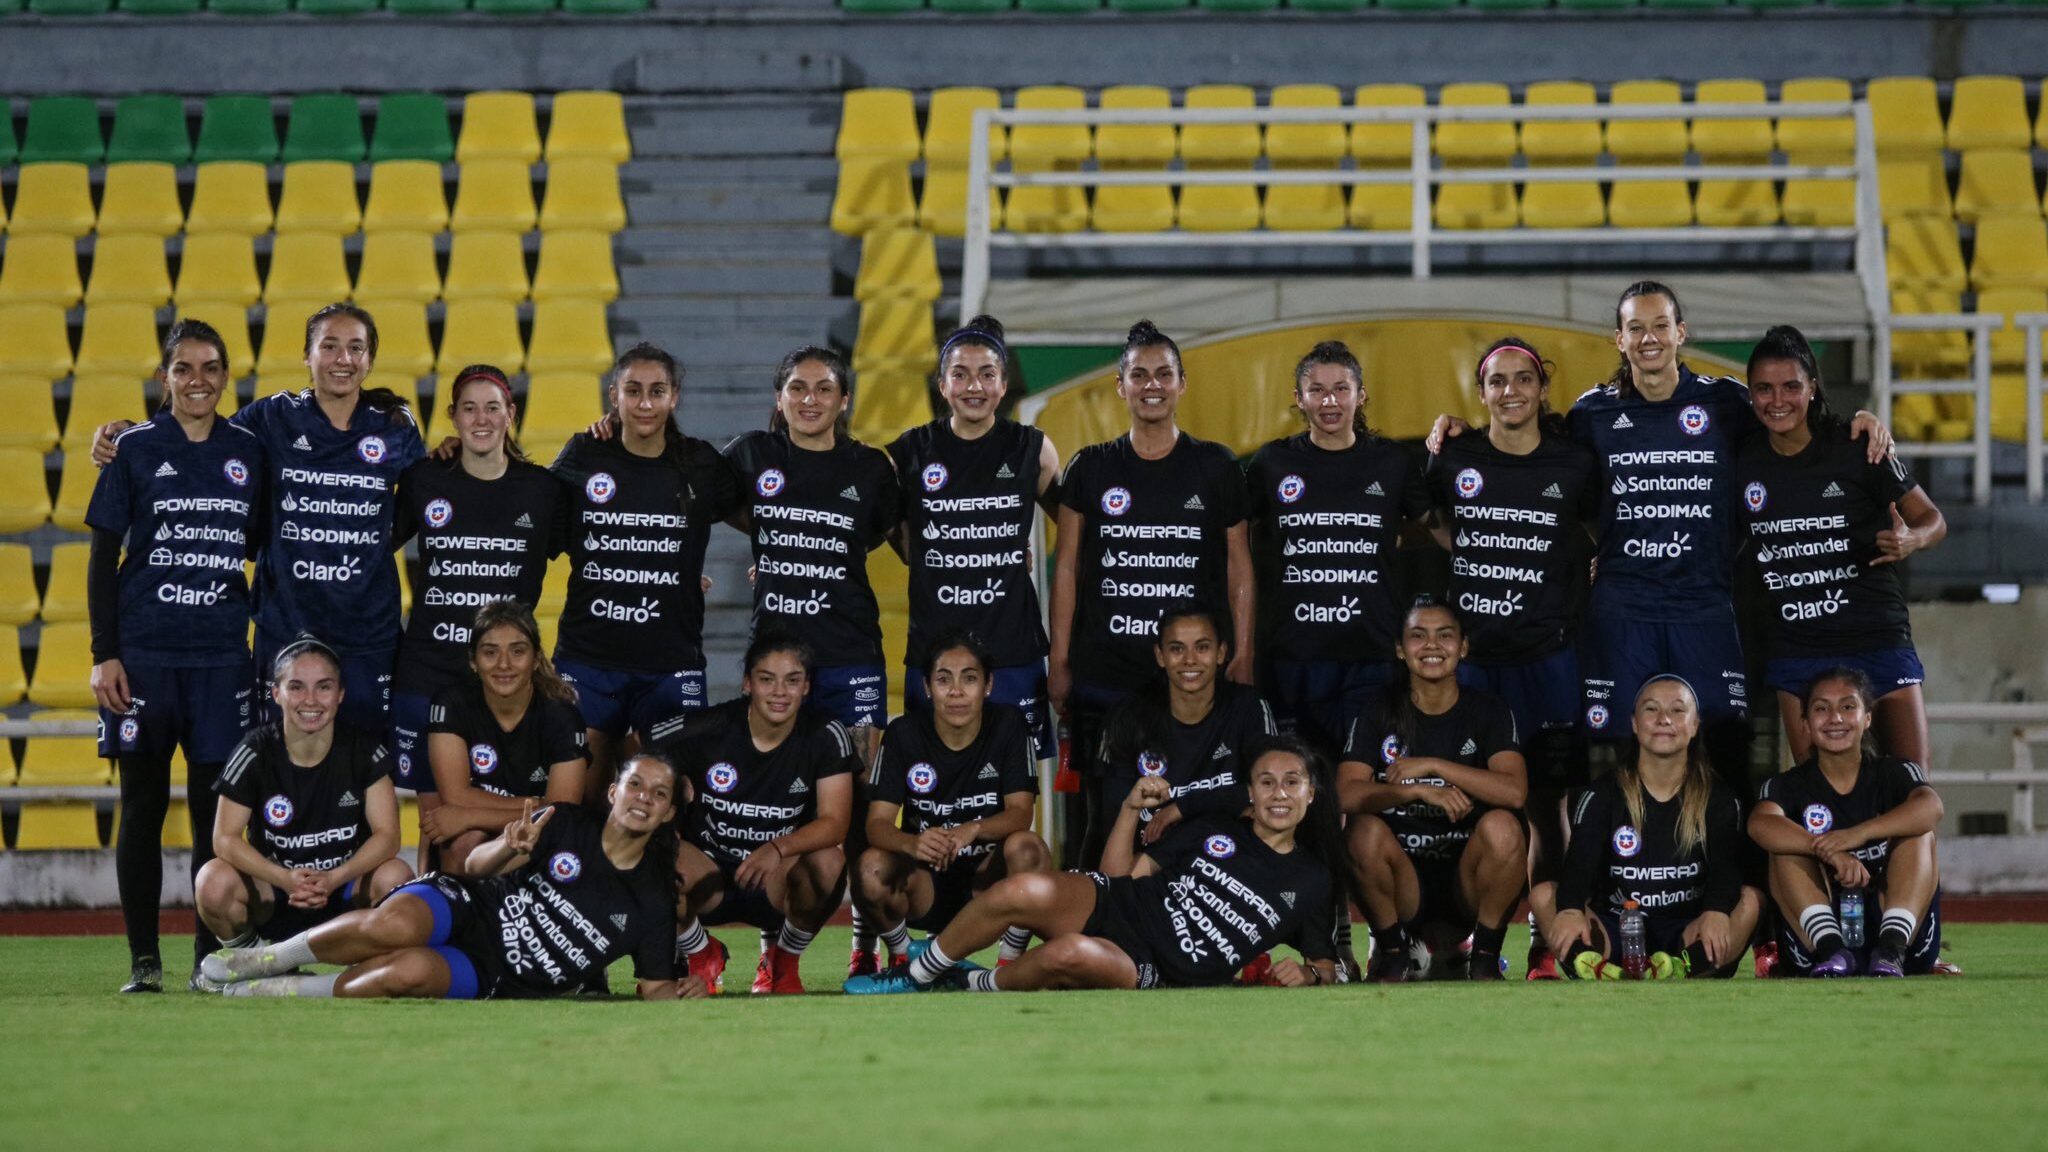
[387,874,568,1000]
[702,858,786,932]
[1410,853,1469,929]
[1595,908,1693,958]
[257,876,361,942]
[906,850,1003,934]
[1776,890,1943,976]
[1078,873,1241,990]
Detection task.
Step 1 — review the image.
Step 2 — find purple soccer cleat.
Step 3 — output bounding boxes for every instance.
[1867,948,1907,978]
[1810,948,1859,978]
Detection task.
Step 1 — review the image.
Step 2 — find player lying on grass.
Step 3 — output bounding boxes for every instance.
[1549,675,1762,979]
[1750,668,1945,977]
[198,756,704,999]
[195,638,413,960]
[854,630,1049,971]
[844,736,1340,993]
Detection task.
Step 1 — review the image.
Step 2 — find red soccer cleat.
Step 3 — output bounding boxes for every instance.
[1752,940,1781,980]
[685,936,729,994]
[848,949,880,979]
[753,944,805,995]
[1931,957,1963,976]
[1237,952,1274,986]
[1525,950,1564,981]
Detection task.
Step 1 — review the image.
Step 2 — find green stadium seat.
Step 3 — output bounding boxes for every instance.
[209,0,293,11]
[387,0,469,11]
[0,236,84,307]
[562,0,648,12]
[354,231,443,304]
[9,164,97,237]
[934,0,1014,10]
[297,0,380,13]
[96,163,185,237]
[282,94,367,164]
[0,107,15,167]
[1376,0,1455,9]
[195,96,279,164]
[1020,0,1100,8]
[84,235,174,307]
[27,0,113,14]
[457,93,543,165]
[545,92,632,164]
[1946,75,2030,152]
[1465,0,1545,9]
[186,162,275,236]
[841,0,926,8]
[1645,0,1722,8]
[442,230,531,302]
[0,305,75,379]
[1556,0,1634,8]
[473,0,556,11]
[106,95,191,165]
[20,97,104,165]
[1197,0,1277,8]
[370,93,456,164]
[120,0,204,15]
[1107,0,1185,8]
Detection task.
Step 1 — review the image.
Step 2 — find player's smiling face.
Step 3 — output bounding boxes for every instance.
[611,360,677,443]
[471,623,537,703]
[609,757,677,833]
[452,377,514,458]
[744,649,810,726]
[926,647,990,729]
[779,358,846,442]
[1616,293,1685,382]
[305,315,373,400]
[1248,750,1313,836]
[1748,357,1814,438]
[1117,346,1183,427]
[1632,679,1698,756]
[1397,605,1466,683]
[1154,615,1224,698]
[942,344,1006,428]
[161,338,229,421]
[1295,362,1360,439]
[1804,678,1874,756]
[273,653,343,738]
[1481,349,1546,432]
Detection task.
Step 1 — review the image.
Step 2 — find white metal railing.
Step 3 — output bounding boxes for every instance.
[1871,313,2001,505]
[1924,703,2048,835]
[2020,312,2048,502]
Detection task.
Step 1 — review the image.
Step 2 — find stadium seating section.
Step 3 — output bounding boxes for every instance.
[840,0,2048,9]
[6,0,649,14]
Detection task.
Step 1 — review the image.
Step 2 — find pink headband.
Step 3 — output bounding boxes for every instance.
[1478,345,1545,385]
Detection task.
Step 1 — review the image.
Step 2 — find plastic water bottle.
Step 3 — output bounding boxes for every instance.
[1619,900,1648,979]
[1840,887,1866,949]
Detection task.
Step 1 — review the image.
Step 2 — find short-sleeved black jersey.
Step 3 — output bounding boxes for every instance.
[1757,755,1932,887]
[1100,682,1277,837]
[1116,814,1336,982]
[1341,687,1520,861]
[216,725,391,872]
[1558,772,1744,926]
[661,699,859,865]
[427,680,587,798]
[869,704,1035,859]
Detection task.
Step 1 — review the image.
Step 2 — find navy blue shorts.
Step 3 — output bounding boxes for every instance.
[256,876,361,942]
[701,857,787,932]
[1579,603,1748,739]
[1777,890,1943,976]
[388,690,436,793]
[1261,658,1400,758]
[904,660,1054,760]
[810,663,888,730]
[99,658,255,763]
[387,876,488,999]
[256,632,394,733]
[1459,648,1583,787]
[553,656,707,744]
[1764,648,1925,701]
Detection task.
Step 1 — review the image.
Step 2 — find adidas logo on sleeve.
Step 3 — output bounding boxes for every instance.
[338,790,360,807]
[1459,738,1477,756]
[788,777,810,794]
[154,462,179,478]
[977,763,998,780]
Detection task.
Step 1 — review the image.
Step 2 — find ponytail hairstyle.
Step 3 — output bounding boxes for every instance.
[615,751,682,903]
[920,627,994,683]
[1118,319,1183,380]
[1123,600,1229,776]
[303,302,408,414]
[940,314,1011,383]
[446,363,528,463]
[467,599,574,705]
[1380,595,1465,757]
[1800,665,1880,759]
[1605,280,1685,398]
[1245,735,1346,891]
[607,342,683,450]
[768,345,854,442]
[1615,674,1716,858]
[742,629,816,682]
[1474,335,1568,436]
[1293,339,1370,437]
[1746,324,1845,439]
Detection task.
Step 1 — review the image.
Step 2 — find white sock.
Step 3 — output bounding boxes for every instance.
[231,932,318,978]
[675,918,708,958]
[1800,904,1844,950]
[1880,909,1918,945]
[776,923,817,957]
[849,907,876,955]
[998,926,1032,963]
[965,967,1002,992]
[223,973,337,998]
[907,939,956,987]
[880,921,912,956]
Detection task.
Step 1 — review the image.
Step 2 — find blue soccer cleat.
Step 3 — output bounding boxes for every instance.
[843,968,928,995]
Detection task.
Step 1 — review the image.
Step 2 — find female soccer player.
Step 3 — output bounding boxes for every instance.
[198,760,703,1000]
[724,347,902,744]
[1750,668,1944,977]
[845,737,1340,993]
[660,635,859,994]
[416,601,588,874]
[1049,320,1254,868]
[94,303,425,732]
[1425,336,1598,979]
[389,364,563,802]
[1245,340,1429,756]
[1339,597,1527,982]
[1736,326,1947,766]
[855,630,1048,966]
[193,638,413,955]
[1549,675,1762,979]
[552,343,742,787]
[88,320,263,992]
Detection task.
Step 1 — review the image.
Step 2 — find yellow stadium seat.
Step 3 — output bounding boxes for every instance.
[175,233,262,307]
[354,231,442,304]
[0,449,53,533]
[0,544,37,626]
[63,376,150,448]
[1947,75,2030,152]
[544,91,631,165]
[13,803,105,849]
[0,380,59,453]
[1866,76,1944,158]
[520,374,602,447]
[1970,213,2048,291]
[854,298,935,370]
[397,797,419,848]
[535,613,559,656]
[1885,217,1967,293]
[1606,80,1690,228]
[350,299,436,380]
[1179,85,1261,233]
[1878,157,1952,221]
[362,372,423,423]
[441,231,531,303]
[50,451,100,533]
[1692,79,1778,227]
[531,231,619,303]
[1091,86,1176,233]
[40,542,89,623]
[264,232,351,304]
[535,552,572,616]
[0,304,75,379]
[525,299,612,376]
[19,710,108,785]
[362,160,451,234]
[1518,81,1605,230]
[831,158,917,236]
[256,299,327,377]
[1778,78,1855,228]
[74,305,161,378]
[9,163,96,237]
[1264,84,1345,232]
[853,228,940,304]
[1890,288,1968,376]
[538,160,626,233]
[27,624,97,710]
[1350,84,1426,232]
[436,299,525,374]
[925,87,1007,168]
[450,160,538,233]
[0,625,23,705]
[1435,83,1518,231]
[457,92,543,165]
[273,161,363,235]
[160,799,195,849]
[917,168,1000,238]
[96,163,184,237]
[84,235,173,307]
[1954,150,2039,225]
[250,375,309,404]
[1981,287,2048,368]
[185,162,274,236]
[172,300,254,376]
[836,88,921,164]
[0,234,83,307]
[1007,86,1091,234]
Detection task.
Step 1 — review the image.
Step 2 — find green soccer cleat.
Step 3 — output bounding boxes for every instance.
[1646,951,1690,981]
[1572,950,1621,981]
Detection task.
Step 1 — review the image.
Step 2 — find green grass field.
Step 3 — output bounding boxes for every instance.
[6,926,2046,1152]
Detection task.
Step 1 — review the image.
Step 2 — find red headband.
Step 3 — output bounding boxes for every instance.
[451,370,514,405]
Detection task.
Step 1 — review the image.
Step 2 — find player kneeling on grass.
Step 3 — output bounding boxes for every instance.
[195,638,413,962]
[1549,675,1762,980]
[199,757,703,999]
[845,736,1340,994]
[660,635,857,994]
[1750,668,1945,977]
[854,630,1048,972]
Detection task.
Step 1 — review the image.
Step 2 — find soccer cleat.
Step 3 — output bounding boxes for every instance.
[1467,951,1505,981]
[1238,952,1274,986]
[843,967,928,995]
[1809,948,1859,978]
[686,937,730,993]
[847,949,880,979]
[199,946,269,986]
[1930,957,1963,976]
[120,957,163,994]
[1867,946,1907,978]
[751,944,804,995]
[1646,951,1689,981]
[1572,951,1621,981]
[1526,951,1564,982]
[188,972,223,995]
[1752,940,1781,980]
[1365,950,1411,984]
